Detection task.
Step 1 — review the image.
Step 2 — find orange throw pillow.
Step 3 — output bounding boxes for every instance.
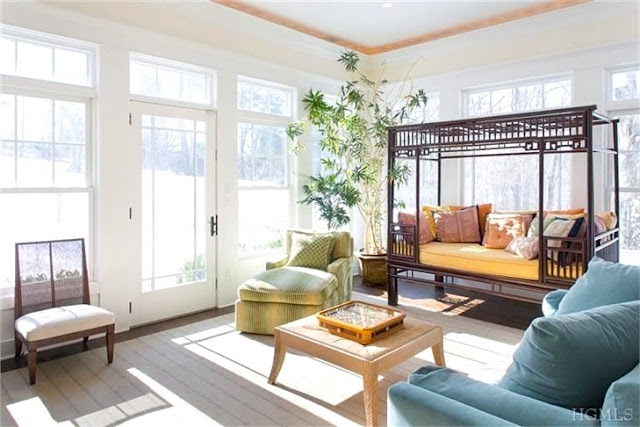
[482,213,533,249]
[433,206,481,243]
[477,203,492,238]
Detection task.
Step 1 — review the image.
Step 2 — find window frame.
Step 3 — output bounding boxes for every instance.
[0,28,96,300]
[1,25,96,88]
[129,52,216,109]
[237,76,296,257]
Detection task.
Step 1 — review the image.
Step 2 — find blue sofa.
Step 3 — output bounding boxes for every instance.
[388,258,640,426]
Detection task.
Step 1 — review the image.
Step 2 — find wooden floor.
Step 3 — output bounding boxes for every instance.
[353,276,541,330]
[1,292,524,427]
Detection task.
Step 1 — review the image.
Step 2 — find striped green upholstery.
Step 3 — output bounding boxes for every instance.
[235,229,354,335]
[238,267,338,305]
[235,290,339,335]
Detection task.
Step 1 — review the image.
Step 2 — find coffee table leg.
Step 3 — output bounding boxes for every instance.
[432,341,446,367]
[362,365,378,427]
[268,331,287,384]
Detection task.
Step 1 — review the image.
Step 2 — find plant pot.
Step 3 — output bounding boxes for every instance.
[357,250,387,286]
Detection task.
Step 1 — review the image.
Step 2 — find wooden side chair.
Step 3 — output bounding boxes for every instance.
[14,238,115,385]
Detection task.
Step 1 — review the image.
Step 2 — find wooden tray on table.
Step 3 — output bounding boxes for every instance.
[316,301,406,344]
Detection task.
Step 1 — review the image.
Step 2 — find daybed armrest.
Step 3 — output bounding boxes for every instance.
[542,289,569,317]
[388,382,515,426]
[327,256,353,302]
[266,255,288,270]
[409,365,597,426]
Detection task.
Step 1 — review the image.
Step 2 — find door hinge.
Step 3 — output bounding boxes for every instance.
[128,113,132,125]
[129,207,132,220]
[215,278,218,290]
[210,215,218,236]
[129,302,132,314]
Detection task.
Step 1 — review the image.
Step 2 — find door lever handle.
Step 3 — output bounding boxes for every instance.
[210,215,218,236]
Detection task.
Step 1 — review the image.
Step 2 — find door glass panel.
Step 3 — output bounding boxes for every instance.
[141,114,207,292]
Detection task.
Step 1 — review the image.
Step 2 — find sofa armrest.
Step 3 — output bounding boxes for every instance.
[409,365,597,426]
[542,289,569,317]
[266,255,288,270]
[388,382,516,426]
[327,256,353,302]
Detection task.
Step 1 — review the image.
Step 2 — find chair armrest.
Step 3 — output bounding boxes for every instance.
[388,382,516,426]
[542,289,569,317]
[327,256,353,302]
[409,365,597,426]
[266,255,288,270]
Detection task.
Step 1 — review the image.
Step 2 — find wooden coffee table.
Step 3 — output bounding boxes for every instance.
[268,314,445,426]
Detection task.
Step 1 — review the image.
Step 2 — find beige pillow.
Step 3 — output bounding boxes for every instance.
[506,236,539,260]
[433,206,481,243]
[482,213,533,249]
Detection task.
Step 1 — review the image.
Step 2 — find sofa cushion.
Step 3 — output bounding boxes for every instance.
[434,206,481,243]
[409,365,597,426]
[482,213,532,249]
[398,211,434,244]
[287,232,335,271]
[602,364,640,427]
[556,257,640,315]
[15,304,114,341]
[238,266,337,306]
[499,301,640,410]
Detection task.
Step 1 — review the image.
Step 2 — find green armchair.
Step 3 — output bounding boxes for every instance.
[235,230,353,334]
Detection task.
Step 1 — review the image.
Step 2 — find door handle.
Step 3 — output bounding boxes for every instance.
[210,215,218,236]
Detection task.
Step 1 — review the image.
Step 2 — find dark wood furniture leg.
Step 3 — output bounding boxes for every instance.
[388,266,398,306]
[435,275,445,291]
[15,333,22,359]
[27,343,37,385]
[106,324,115,364]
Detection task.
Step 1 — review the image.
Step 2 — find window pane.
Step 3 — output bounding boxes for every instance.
[54,48,89,86]
[16,41,53,81]
[130,57,211,105]
[18,96,53,142]
[0,37,15,75]
[0,94,15,140]
[620,192,640,253]
[16,143,53,187]
[516,84,542,111]
[1,143,15,187]
[238,80,293,116]
[238,123,287,186]
[0,192,90,290]
[239,189,288,254]
[468,92,490,116]
[54,144,86,187]
[543,81,572,108]
[612,70,640,101]
[55,100,86,144]
[490,88,513,114]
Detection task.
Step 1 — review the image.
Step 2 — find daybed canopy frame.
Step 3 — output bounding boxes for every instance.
[386,105,620,305]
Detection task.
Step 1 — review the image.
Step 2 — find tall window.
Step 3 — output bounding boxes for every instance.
[463,77,573,210]
[237,77,294,254]
[608,67,640,265]
[0,27,94,294]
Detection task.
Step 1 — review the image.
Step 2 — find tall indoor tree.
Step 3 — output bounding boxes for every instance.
[287,50,428,256]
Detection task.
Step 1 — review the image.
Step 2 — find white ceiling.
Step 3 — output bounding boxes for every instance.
[238,0,548,48]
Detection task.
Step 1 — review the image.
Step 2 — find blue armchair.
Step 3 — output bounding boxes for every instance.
[388,258,640,427]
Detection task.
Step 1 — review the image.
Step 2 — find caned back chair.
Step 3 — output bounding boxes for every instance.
[14,238,115,384]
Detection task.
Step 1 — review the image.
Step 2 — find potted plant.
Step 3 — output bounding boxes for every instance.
[287,50,428,285]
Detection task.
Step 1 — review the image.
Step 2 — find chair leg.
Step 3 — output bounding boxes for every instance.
[106,324,115,364]
[15,334,22,359]
[27,345,37,385]
[83,336,89,349]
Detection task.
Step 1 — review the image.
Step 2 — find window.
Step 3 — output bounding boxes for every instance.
[463,77,573,210]
[130,54,213,106]
[0,28,94,295]
[1,27,92,86]
[237,78,294,255]
[403,92,440,124]
[611,68,640,101]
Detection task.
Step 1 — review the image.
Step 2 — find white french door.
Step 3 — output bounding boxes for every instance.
[130,101,217,325]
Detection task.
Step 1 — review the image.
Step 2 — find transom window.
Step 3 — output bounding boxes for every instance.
[130,53,213,106]
[1,27,93,87]
[610,68,640,101]
[238,78,292,117]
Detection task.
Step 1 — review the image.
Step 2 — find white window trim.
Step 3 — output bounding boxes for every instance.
[1,24,97,88]
[129,52,216,110]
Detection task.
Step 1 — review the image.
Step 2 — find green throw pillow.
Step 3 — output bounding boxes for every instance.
[287,233,336,271]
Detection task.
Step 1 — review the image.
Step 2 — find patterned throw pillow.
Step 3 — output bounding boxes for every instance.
[287,233,336,271]
[433,206,481,243]
[506,236,539,260]
[421,205,452,237]
[482,213,533,249]
[398,211,434,244]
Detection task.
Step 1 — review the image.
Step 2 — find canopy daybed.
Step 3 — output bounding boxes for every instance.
[386,105,620,304]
